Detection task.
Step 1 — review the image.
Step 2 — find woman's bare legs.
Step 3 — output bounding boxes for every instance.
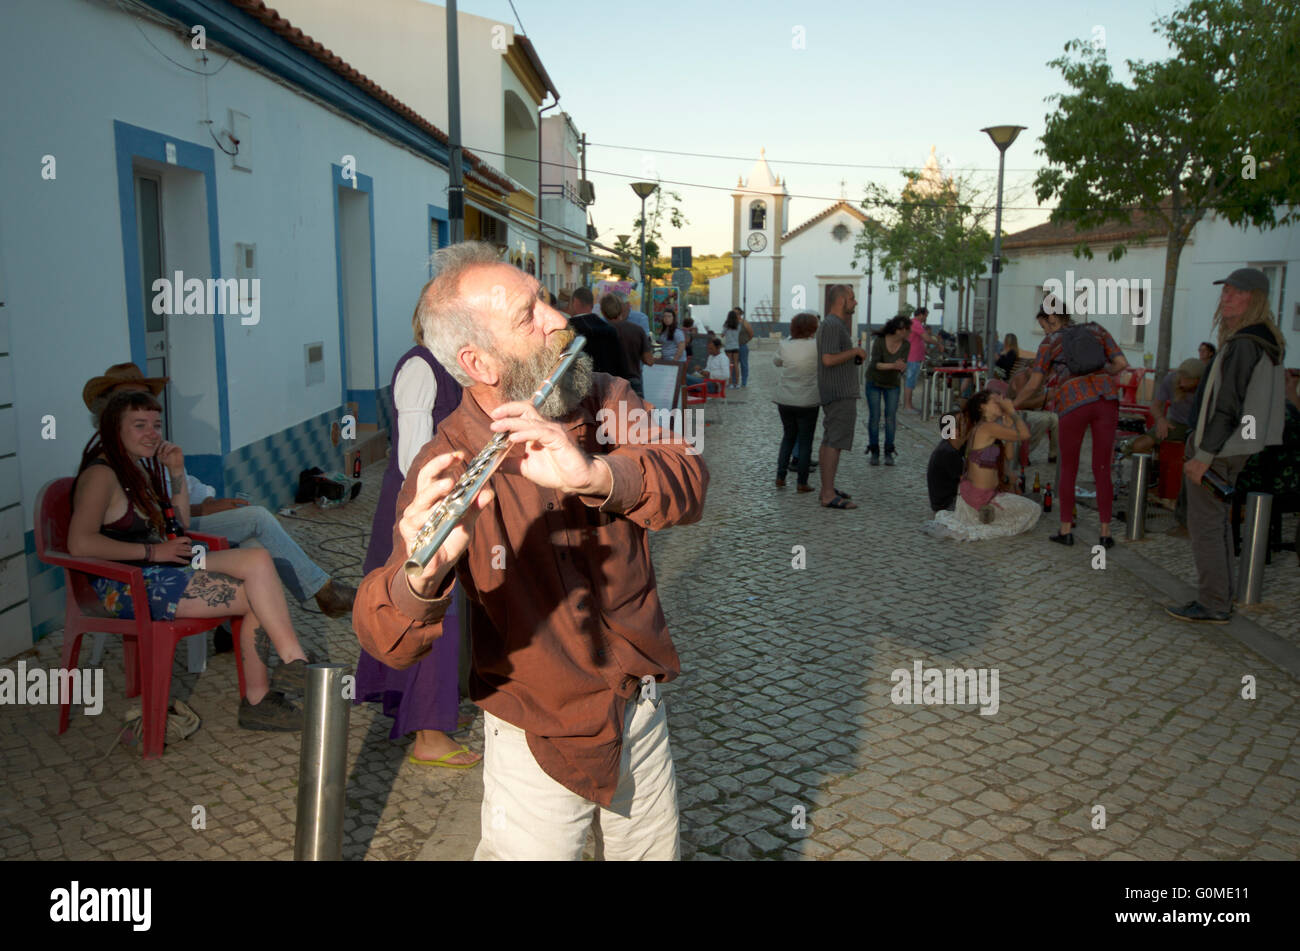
[174,574,278,702]
[174,555,306,703]
[202,548,307,666]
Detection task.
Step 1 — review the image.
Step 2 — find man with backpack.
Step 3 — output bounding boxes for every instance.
[1168,269,1287,623]
[1014,295,1128,548]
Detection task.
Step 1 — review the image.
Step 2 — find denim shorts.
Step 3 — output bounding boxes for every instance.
[905,361,923,389]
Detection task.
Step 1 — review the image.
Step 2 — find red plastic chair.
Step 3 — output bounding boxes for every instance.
[35,477,245,759]
[1117,368,1147,404]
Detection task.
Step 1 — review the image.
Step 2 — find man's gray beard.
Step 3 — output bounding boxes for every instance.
[500,349,594,419]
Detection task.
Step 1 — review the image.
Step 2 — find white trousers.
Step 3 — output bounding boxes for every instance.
[473,693,680,861]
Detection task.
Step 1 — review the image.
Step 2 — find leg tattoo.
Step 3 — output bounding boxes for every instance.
[182,571,241,609]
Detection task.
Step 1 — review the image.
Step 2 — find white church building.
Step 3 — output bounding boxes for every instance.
[705,151,901,341]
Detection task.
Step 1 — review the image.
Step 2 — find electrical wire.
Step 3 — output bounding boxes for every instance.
[119,0,235,76]
[507,0,527,36]
[587,141,1041,175]
[464,143,1291,216]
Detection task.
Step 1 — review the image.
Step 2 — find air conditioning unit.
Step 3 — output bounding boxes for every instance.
[579,179,595,204]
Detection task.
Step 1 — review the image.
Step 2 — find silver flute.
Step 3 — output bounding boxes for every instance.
[403,334,587,578]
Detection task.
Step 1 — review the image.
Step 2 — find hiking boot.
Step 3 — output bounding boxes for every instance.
[314,580,356,619]
[868,451,881,466]
[884,451,896,467]
[1165,601,1231,624]
[238,690,304,732]
[272,655,319,694]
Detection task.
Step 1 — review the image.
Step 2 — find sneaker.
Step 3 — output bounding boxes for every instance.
[1165,601,1231,624]
[884,451,896,467]
[868,452,881,466]
[238,690,304,732]
[272,655,318,694]
[1048,532,1075,546]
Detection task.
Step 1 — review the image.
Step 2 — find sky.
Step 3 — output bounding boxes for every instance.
[438,0,1183,257]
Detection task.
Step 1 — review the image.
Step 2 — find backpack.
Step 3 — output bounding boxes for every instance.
[1058,323,1107,377]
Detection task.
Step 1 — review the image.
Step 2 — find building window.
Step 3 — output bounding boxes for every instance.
[749,200,766,231]
[1248,262,1287,328]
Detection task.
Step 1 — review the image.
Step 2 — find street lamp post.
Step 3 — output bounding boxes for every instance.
[740,248,751,314]
[630,182,658,317]
[980,125,1025,372]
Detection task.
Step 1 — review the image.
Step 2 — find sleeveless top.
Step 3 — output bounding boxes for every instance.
[363,346,463,575]
[81,458,162,544]
[969,442,1003,470]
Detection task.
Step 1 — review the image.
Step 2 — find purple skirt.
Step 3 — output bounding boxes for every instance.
[353,588,461,738]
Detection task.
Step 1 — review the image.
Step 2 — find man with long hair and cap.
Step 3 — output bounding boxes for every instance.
[1168,268,1287,623]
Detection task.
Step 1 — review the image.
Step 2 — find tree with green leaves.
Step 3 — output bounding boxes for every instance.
[631,179,689,280]
[1034,0,1300,377]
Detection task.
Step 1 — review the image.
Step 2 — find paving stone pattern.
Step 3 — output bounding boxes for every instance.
[1,350,1296,861]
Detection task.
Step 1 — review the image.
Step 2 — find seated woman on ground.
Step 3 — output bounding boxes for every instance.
[923,391,1041,541]
[67,390,313,731]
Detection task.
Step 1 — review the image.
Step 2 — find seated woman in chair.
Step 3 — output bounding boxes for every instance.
[67,390,311,731]
[924,391,1041,541]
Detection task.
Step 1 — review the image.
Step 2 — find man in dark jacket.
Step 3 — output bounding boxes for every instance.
[568,287,631,378]
[1168,268,1287,623]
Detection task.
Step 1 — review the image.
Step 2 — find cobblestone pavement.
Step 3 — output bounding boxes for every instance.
[2,346,1296,861]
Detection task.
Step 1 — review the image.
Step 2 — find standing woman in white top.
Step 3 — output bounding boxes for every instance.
[772,312,822,491]
[658,308,687,362]
[354,302,480,769]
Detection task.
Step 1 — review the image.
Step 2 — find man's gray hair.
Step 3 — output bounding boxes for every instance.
[416,241,505,386]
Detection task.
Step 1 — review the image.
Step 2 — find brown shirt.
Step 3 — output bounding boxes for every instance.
[353,373,709,806]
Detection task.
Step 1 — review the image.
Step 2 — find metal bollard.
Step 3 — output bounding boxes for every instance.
[1238,492,1272,605]
[1125,453,1153,541]
[921,372,932,421]
[294,663,350,861]
[941,379,953,416]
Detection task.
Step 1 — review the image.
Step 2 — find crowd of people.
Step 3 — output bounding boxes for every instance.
[61,247,1290,858]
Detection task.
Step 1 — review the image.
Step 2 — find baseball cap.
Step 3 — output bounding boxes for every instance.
[1213,268,1269,294]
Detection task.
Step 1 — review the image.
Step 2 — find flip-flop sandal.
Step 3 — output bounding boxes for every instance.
[822,496,857,509]
[409,744,481,769]
[834,489,852,500]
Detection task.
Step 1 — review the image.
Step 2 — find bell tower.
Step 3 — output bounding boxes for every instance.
[731,148,789,321]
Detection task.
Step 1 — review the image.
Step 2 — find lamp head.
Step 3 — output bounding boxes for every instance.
[630,181,659,200]
[981,125,1026,151]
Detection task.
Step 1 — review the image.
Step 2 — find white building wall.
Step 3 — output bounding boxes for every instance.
[0,0,449,520]
[1001,213,1299,364]
[270,0,507,180]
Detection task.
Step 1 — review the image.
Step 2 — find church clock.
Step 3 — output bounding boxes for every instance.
[747,232,768,253]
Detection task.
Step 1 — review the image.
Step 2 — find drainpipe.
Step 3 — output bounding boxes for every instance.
[539,94,559,285]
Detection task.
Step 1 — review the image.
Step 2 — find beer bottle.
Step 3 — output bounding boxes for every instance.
[162,505,185,540]
[1033,471,1041,494]
[1200,469,1235,503]
[1044,483,1053,513]
[352,454,362,479]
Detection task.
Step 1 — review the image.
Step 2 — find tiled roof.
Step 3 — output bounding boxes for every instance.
[1002,202,1171,251]
[224,0,514,194]
[782,201,870,243]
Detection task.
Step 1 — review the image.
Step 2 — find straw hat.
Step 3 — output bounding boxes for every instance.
[82,363,169,411]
